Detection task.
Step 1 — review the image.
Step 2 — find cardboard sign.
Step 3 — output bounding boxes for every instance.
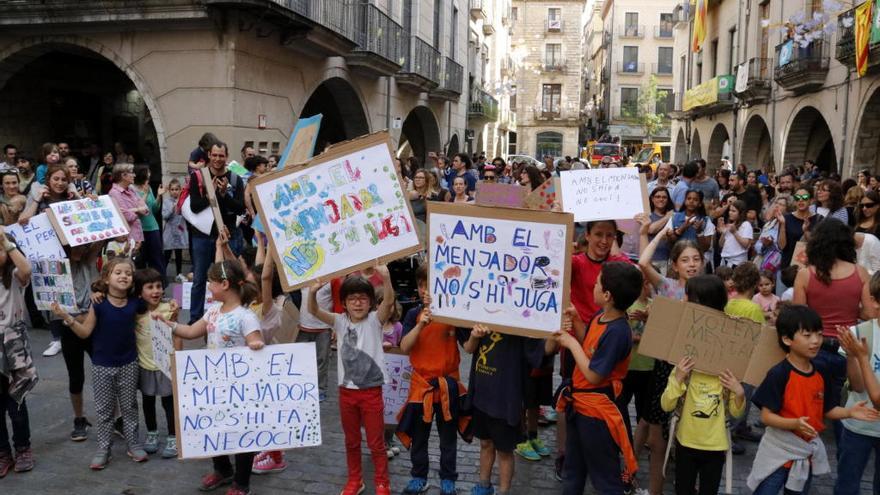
[250,132,422,291]
[427,202,574,338]
[279,114,323,169]
[31,259,77,312]
[523,178,559,211]
[150,317,175,380]
[5,213,65,261]
[200,168,226,231]
[47,195,129,246]
[559,168,650,222]
[475,182,527,208]
[382,349,413,425]
[792,240,808,268]
[172,343,321,459]
[638,296,785,386]
[174,282,213,310]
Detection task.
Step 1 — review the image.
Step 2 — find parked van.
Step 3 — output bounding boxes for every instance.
[631,143,671,170]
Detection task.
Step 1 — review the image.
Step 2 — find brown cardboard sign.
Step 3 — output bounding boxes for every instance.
[638,296,785,386]
[474,181,527,208]
[200,168,226,231]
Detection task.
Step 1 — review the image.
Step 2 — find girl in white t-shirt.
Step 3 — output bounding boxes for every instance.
[718,200,754,267]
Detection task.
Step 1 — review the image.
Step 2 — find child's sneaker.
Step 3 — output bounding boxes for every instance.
[89,450,111,470]
[339,479,365,495]
[540,406,558,423]
[402,477,428,494]
[143,431,159,454]
[162,436,178,458]
[0,450,12,478]
[530,438,551,457]
[440,479,457,495]
[470,483,495,495]
[13,447,34,472]
[70,417,91,442]
[128,447,149,463]
[251,451,287,474]
[200,471,233,491]
[514,441,541,461]
[225,484,251,495]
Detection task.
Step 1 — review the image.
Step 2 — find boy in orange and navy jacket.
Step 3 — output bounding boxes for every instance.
[396,264,472,495]
[551,261,643,495]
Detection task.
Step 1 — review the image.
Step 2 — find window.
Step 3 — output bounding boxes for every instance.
[542,84,562,114]
[511,6,518,20]
[759,3,770,77]
[547,8,561,30]
[659,13,673,36]
[621,87,639,117]
[658,47,673,74]
[545,44,562,66]
[623,46,639,72]
[625,12,639,36]
[710,39,719,77]
[433,0,442,48]
[655,89,673,115]
[451,6,458,55]
[510,85,517,109]
[536,131,563,158]
[728,28,736,75]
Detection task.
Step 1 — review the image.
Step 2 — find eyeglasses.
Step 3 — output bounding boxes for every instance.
[793,194,811,201]
[484,175,497,181]
[862,202,877,209]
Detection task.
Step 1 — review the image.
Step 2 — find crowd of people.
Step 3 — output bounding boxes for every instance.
[3,133,880,495]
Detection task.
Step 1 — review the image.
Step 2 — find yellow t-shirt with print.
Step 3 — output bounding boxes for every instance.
[135,301,175,371]
[661,370,745,451]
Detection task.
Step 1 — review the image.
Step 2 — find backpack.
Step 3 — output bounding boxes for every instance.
[176,168,240,213]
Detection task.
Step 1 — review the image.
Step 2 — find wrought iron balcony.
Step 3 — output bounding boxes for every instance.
[652,63,673,75]
[397,36,441,92]
[654,25,674,39]
[619,24,645,38]
[617,62,645,75]
[734,57,772,103]
[430,57,464,101]
[774,38,829,93]
[347,3,405,77]
[468,87,499,121]
[672,3,689,27]
[542,57,568,72]
[834,4,880,71]
[531,105,579,122]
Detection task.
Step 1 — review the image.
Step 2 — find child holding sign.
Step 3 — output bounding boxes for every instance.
[165,259,263,495]
[308,266,395,495]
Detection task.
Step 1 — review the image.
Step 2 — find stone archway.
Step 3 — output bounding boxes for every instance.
[399,106,441,166]
[706,123,730,171]
[447,134,460,155]
[740,115,774,171]
[300,76,370,150]
[0,36,166,176]
[674,128,687,163]
[783,106,837,172]
[691,129,703,159]
[852,86,880,174]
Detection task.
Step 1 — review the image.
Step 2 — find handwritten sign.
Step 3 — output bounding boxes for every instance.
[427,202,573,338]
[523,178,558,211]
[559,168,649,222]
[639,296,785,386]
[174,282,213,310]
[475,182,527,208]
[47,195,129,246]
[172,343,321,458]
[250,132,422,291]
[150,318,175,379]
[31,259,77,312]
[382,350,412,424]
[5,213,65,261]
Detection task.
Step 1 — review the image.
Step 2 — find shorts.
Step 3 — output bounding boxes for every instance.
[524,374,554,409]
[471,407,521,452]
[621,370,653,423]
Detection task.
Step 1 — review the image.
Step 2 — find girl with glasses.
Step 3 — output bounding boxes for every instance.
[856,190,880,238]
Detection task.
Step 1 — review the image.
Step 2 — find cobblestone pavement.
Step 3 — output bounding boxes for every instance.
[2,328,873,495]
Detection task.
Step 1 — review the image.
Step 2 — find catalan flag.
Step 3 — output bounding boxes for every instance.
[856,0,874,77]
[692,0,707,52]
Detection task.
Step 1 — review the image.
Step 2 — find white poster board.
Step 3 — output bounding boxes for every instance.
[150,317,175,380]
[5,213,66,261]
[46,195,130,246]
[250,132,422,291]
[559,168,650,222]
[382,351,412,425]
[426,202,573,338]
[31,259,77,312]
[173,343,321,458]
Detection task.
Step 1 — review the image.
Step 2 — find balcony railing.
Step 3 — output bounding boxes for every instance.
[617,61,645,74]
[837,7,856,67]
[441,57,464,95]
[531,105,579,121]
[469,87,499,120]
[351,3,405,70]
[774,38,829,93]
[542,57,568,72]
[284,0,357,42]
[652,63,673,75]
[672,3,689,26]
[735,57,772,102]
[546,18,563,32]
[619,24,645,38]
[654,25,674,39]
[396,36,441,91]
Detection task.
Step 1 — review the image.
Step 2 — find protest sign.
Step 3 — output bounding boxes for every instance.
[150,317,175,379]
[174,282,213,310]
[427,202,573,338]
[5,213,65,261]
[250,132,422,291]
[279,114,322,169]
[474,182,527,208]
[47,195,129,246]
[559,168,649,222]
[382,349,413,424]
[638,296,785,386]
[31,259,77,312]
[200,168,226,231]
[523,178,559,211]
[173,343,321,459]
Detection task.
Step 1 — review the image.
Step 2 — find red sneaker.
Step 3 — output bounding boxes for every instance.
[225,484,251,495]
[251,451,287,474]
[199,471,233,491]
[339,479,365,495]
[0,450,12,478]
[375,483,391,495]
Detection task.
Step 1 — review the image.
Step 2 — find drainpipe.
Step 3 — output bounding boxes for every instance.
[685,4,694,161]
[840,70,851,175]
[731,0,743,167]
[386,76,392,132]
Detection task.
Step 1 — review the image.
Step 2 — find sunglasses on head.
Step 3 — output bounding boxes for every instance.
[794,194,810,201]
[484,175,496,180]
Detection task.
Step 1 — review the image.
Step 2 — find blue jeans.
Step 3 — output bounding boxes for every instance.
[189,234,216,323]
[753,465,812,495]
[834,427,880,495]
[813,348,847,447]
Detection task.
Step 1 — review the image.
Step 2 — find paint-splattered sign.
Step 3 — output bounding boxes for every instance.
[250,132,422,291]
[46,195,129,247]
[426,202,574,338]
[523,178,559,211]
[172,343,322,459]
[382,350,412,424]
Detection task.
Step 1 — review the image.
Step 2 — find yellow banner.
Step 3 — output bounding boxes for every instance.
[683,77,719,111]
[856,0,874,77]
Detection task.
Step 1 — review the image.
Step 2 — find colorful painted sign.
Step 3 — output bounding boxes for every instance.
[474,182,527,208]
[250,132,422,291]
[559,168,650,222]
[31,259,77,312]
[427,202,574,338]
[173,343,321,459]
[5,213,66,261]
[523,178,559,211]
[47,195,129,247]
[150,317,175,380]
[382,350,413,425]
